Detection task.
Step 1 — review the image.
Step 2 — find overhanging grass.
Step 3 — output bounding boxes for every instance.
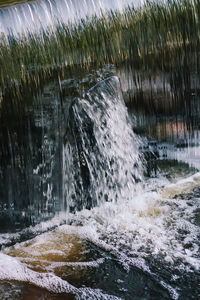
[0,0,199,97]
[0,0,32,8]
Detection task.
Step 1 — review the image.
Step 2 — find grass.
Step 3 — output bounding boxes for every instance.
[0,0,199,99]
[0,0,32,8]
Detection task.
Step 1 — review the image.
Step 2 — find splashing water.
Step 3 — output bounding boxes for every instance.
[0,76,199,299]
[0,0,200,298]
[63,76,143,212]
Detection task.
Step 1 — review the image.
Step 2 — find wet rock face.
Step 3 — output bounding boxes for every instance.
[172,186,200,227]
[0,82,65,233]
[65,99,96,211]
[173,186,200,200]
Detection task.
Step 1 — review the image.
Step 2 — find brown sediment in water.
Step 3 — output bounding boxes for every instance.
[160,173,200,198]
[20,284,75,300]
[0,281,74,300]
[3,231,86,273]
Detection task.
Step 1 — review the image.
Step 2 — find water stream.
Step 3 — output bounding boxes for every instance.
[0,0,200,299]
[0,0,139,37]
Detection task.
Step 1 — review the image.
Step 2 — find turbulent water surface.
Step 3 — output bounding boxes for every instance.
[0,74,199,300]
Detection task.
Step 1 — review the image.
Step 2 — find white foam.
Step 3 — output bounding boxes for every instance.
[1,172,199,299]
[161,172,200,198]
[0,253,121,299]
[63,174,200,273]
[0,253,77,293]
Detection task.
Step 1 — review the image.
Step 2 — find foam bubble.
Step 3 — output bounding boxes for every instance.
[0,253,121,299]
[1,173,199,299]
[161,172,200,198]
[0,253,77,294]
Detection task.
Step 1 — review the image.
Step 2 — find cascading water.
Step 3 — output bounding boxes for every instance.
[0,0,200,299]
[63,76,143,212]
[0,74,199,299]
[0,0,139,37]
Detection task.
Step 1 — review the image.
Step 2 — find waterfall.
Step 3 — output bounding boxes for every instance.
[0,1,200,299]
[63,76,143,212]
[0,75,143,233]
[0,0,139,38]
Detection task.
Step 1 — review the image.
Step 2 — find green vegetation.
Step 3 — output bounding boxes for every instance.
[0,0,199,97]
[0,0,31,8]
